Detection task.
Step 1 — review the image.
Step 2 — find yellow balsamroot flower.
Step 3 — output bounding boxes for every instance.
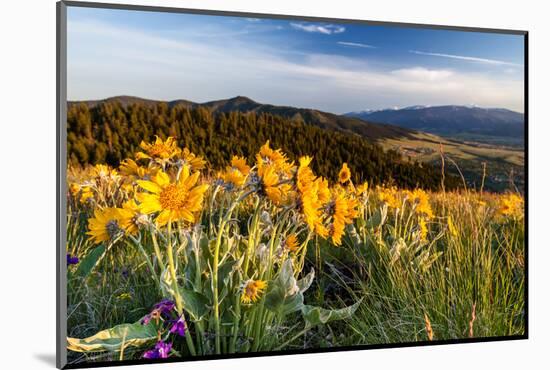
[317,177,331,205]
[297,156,315,192]
[355,181,369,197]
[255,142,295,205]
[93,164,120,181]
[408,189,434,219]
[69,183,93,204]
[87,207,124,244]
[284,234,299,253]
[256,141,294,176]
[377,186,401,209]
[80,186,94,204]
[220,156,251,188]
[300,181,329,238]
[117,199,145,235]
[338,162,351,184]
[241,280,267,304]
[180,147,206,171]
[296,157,330,238]
[499,193,523,217]
[69,182,81,196]
[119,158,149,179]
[136,136,181,161]
[328,189,359,246]
[230,156,250,175]
[221,168,247,188]
[136,167,209,226]
[258,163,290,206]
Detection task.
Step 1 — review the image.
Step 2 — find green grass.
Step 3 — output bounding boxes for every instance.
[313,191,524,345]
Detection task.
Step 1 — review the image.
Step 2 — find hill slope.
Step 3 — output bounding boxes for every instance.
[70,95,417,142]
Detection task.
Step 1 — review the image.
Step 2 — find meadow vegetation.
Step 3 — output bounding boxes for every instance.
[65,136,525,365]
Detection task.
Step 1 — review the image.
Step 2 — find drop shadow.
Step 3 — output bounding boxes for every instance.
[33,353,56,367]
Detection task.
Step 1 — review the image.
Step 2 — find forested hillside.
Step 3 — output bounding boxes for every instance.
[67,100,461,190]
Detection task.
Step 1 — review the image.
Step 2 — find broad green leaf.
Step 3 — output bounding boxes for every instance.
[297,269,315,293]
[220,258,241,286]
[265,286,305,316]
[67,320,156,353]
[301,299,363,329]
[278,258,297,292]
[180,288,210,321]
[159,266,174,298]
[75,245,106,278]
[264,285,285,312]
[265,259,305,315]
[281,291,305,315]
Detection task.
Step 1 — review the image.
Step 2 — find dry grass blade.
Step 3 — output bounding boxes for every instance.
[424,313,434,341]
[469,302,477,338]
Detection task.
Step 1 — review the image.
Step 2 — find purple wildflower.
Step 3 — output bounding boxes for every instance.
[141,299,176,325]
[67,254,79,265]
[169,315,186,337]
[143,340,172,359]
[153,299,175,316]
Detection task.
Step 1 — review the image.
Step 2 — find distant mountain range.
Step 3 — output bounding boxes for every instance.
[345,105,524,139]
[69,95,417,142]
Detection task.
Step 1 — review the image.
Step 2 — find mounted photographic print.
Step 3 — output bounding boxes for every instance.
[56,1,527,368]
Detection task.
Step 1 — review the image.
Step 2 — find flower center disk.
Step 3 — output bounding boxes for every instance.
[159,184,188,211]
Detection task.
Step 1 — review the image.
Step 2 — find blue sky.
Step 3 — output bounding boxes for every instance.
[67,7,525,113]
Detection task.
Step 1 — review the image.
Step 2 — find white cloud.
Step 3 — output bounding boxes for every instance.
[391,67,454,81]
[337,41,375,48]
[410,50,523,67]
[290,23,345,35]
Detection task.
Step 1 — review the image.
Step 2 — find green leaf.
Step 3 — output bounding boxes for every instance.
[281,292,305,315]
[264,285,305,316]
[264,259,305,315]
[297,268,315,293]
[180,288,210,321]
[278,258,297,292]
[301,299,363,329]
[75,245,106,278]
[67,320,157,353]
[264,285,285,311]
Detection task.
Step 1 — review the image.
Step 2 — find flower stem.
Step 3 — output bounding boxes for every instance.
[166,222,196,356]
[212,189,254,354]
[251,222,280,351]
[150,227,164,267]
[127,238,158,287]
[230,196,261,353]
